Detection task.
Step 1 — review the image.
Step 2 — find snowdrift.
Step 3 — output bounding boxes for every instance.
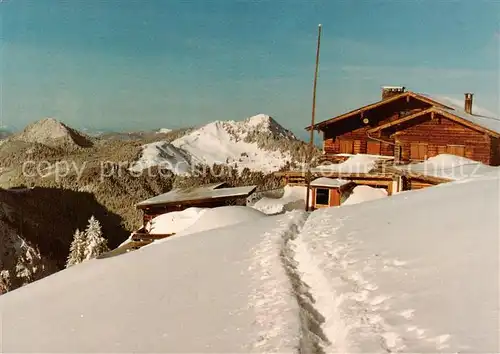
[149,206,267,242]
[252,185,307,215]
[147,207,206,234]
[175,206,267,236]
[342,185,388,205]
[398,154,498,180]
[295,172,500,352]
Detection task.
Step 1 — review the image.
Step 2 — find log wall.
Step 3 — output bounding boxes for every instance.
[393,115,492,164]
[319,97,497,165]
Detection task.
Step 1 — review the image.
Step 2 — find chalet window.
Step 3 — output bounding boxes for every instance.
[339,140,354,154]
[315,188,330,205]
[367,140,381,155]
[446,145,466,157]
[410,143,428,160]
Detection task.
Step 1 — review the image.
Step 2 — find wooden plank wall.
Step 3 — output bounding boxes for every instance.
[322,98,428,156]
[394,115,492,164]
[320,100,495,166]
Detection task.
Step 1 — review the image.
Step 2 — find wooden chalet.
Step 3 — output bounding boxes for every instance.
[307,86,500,165]
[135,182,257,226]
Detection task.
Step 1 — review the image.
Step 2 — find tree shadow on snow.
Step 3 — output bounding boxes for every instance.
[0,187,129,269]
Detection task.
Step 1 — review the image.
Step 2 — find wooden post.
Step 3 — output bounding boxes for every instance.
[305,23,322,212]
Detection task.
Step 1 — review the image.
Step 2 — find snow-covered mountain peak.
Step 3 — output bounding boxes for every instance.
[202,114,296,142]
[240,114,296,139]
[244,113,273,127]
[131,114,302,174]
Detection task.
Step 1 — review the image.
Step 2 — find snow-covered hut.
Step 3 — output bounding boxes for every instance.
[309,177,356,209]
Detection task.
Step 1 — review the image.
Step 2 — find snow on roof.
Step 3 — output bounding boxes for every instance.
[295,172,500,352]
[311,154,380,174]
[439,106,500,135]
[136,182,256,208]
[310,177,352,188]
[419,93,500,134]
[0,211,304,352]
[396,154,499,181]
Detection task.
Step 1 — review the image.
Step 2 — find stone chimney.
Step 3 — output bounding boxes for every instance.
[464,93,473,114]
[381,86,406,100]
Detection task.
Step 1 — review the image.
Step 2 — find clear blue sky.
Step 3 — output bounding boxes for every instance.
[1,0,499,139]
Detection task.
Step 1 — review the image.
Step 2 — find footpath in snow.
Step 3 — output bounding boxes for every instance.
[0,209,309,353]
[291,173,500,353]
[1,171,498,352]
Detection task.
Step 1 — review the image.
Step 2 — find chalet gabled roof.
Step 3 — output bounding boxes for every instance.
[367,106,500,138]
[419,94,500,135]
[306,91,452,131]
[307,90,500,135]
[136,184,257,209]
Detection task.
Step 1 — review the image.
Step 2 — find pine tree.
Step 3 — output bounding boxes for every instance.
[66,229,86,268]
[83,216,109,260]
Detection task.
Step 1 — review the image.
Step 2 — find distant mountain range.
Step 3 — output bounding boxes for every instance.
[0,113,318,294]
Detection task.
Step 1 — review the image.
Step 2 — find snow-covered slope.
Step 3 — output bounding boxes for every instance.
[129,141,192,174]
[293,173,500,352]
[0,211,307,352]
[131,114,297,174]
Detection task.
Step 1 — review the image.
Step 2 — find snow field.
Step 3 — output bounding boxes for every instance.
[293,172,500,352]
[0,209,307,352]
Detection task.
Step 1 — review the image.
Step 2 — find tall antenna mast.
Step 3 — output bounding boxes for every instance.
[305,23,322,212]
